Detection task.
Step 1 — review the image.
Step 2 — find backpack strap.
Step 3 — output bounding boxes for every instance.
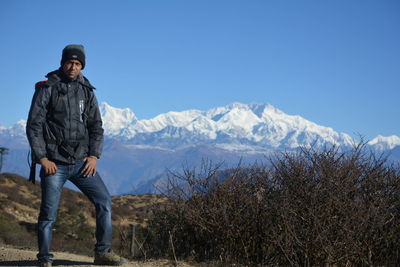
[29,78,60,184]
[28,155,37,184]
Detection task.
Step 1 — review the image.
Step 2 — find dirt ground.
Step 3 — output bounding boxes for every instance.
[0,246,194,267]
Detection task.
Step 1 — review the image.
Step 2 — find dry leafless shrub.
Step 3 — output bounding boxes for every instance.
[145,144,400,266]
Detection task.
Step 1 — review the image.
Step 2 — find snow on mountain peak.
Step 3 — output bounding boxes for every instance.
[10,120,26,136]
[215,106,262,134]
[15,120,26,128]
[0,120,27,137]
[368,135,400,150]
[100,102,138,136]
[133,109,202,134]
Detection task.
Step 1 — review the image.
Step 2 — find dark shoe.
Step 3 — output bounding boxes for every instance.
[38,261,52,267]
[94,251,127,265]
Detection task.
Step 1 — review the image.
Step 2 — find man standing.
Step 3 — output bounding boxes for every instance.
[26,45,126,266]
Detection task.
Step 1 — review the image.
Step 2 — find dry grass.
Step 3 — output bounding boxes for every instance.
[113,194,169,227]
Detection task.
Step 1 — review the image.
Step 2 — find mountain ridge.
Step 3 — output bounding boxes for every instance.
[81,101,400,150]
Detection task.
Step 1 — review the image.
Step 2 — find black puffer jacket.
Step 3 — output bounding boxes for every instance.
[26,69,104,164]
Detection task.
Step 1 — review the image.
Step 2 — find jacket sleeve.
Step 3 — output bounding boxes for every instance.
[87,92,104,158]
[26,85,52,161]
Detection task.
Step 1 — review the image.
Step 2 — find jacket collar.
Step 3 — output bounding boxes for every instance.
[45,69,96,90]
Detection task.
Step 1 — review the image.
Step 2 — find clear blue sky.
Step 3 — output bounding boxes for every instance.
[0,0,399,140]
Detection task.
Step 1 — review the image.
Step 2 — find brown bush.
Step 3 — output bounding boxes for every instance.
[144,144,400,266]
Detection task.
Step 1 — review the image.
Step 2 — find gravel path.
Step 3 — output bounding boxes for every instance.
[0,246,193,267]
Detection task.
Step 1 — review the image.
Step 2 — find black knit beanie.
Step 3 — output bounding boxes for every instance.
[61,44,86,69]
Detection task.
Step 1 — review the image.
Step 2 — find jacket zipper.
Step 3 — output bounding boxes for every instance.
[67,83,72,142]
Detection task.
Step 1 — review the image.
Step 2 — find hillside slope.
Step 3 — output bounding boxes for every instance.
[0,173,169,261]
[0,172,166,227]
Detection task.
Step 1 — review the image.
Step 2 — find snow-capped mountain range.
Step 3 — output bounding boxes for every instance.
[99,102,399,151]
[1,102,399,194]
[100,102,357,150]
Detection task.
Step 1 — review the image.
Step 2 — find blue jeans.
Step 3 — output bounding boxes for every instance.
[37,160,112,262]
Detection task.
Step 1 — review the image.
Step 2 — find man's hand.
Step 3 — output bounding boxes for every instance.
[82,156,97,177]
[39,158,58,175]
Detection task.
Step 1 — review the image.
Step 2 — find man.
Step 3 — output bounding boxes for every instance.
[26,45,126,266]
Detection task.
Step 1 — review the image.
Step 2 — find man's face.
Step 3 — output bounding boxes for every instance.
[62,59,82,80]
